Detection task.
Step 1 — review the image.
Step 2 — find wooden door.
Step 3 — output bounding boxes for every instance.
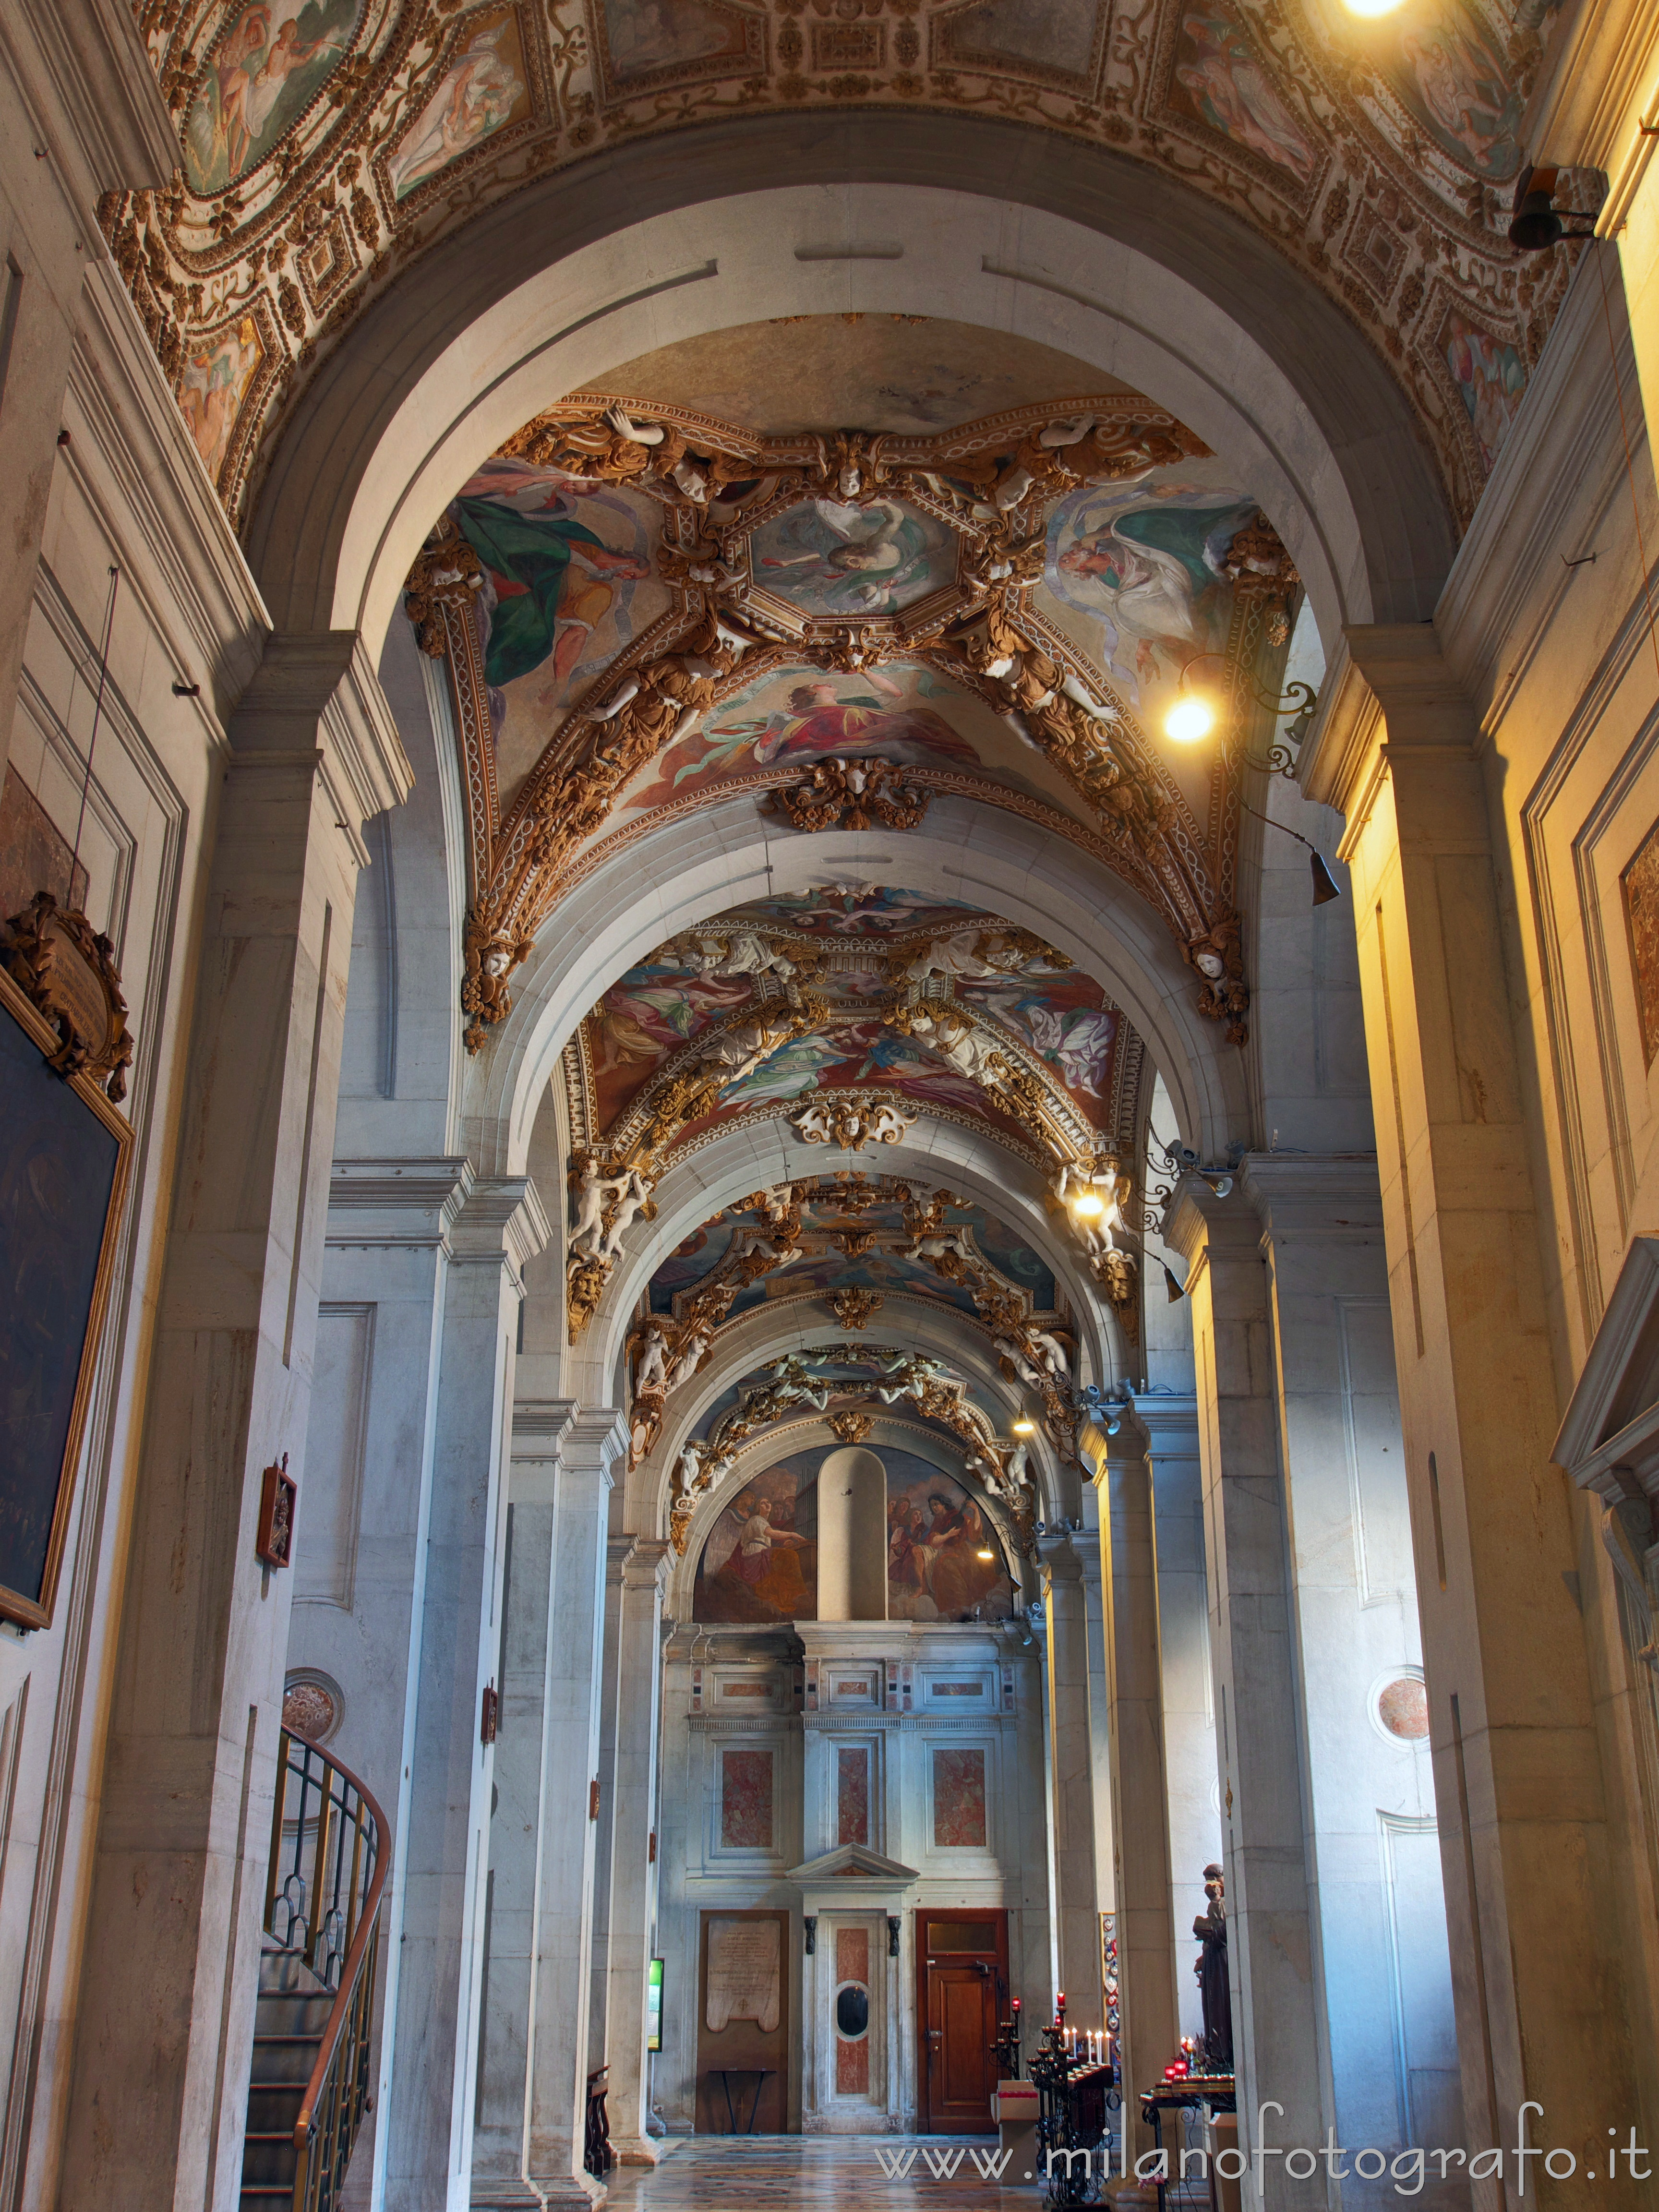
[916,1911,1006,2133]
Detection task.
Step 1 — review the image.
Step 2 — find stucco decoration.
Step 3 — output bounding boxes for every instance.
[111,0,1580,528]
[415,397,1289,1051]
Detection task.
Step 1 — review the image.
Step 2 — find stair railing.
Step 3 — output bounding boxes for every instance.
[264,1727,390,2212]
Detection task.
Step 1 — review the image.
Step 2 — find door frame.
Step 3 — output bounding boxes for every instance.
[914,1908,1009,2133]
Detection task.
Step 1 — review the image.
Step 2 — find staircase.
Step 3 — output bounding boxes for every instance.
[241,1947,334,2205]
[240,1728,388,2212]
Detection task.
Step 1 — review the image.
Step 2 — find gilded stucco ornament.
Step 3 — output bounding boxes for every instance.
[411,399,1270,1052]
[110,0,1583,537]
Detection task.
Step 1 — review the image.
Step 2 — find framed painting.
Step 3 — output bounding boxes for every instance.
[0,951,134,1629]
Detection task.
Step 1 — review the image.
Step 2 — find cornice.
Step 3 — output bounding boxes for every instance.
[1240,1152,1384,1236]
[512,1396,579,1443]
[228,629,412,866]
[325,1154,473,1248]
[449,1172,552,1280]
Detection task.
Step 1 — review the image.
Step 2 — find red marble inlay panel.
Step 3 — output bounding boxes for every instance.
[720,1747,774,1849]
[932,1747,987,1849]
[835,1924,870,2095]
[837,1746,869,1847]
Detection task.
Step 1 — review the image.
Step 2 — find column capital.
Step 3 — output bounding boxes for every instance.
[623,1537,672,1597]
[1129,1390,1200,1456]
[450,1175,552,1288]
[325,1155,473,1250]
[1239,1154,1384,1241]
[513,1398,578,1446]
[1163,1180,1262,1272]
[1298,624,1481,821]
[563,1407,629,1484]
[231,629,412,861]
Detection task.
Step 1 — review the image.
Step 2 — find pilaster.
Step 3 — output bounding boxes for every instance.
[383,1174,549,2209]
[597,1539,671,2165]
[1092,1418,1179,2148]
[526,1409,626,2210]
[1297,624,1636,2202]
[473,1400,579,2208]
[1131,1393,1217,2046]
[1165,1182,1327,2209]
[59,632,408,2211]
[1040,1536,1104,2030]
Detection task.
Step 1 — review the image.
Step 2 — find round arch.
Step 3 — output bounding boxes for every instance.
[243,118,1455,654]
[562,1098,1127,1407]
[465,793,1251,1180]
[662,1409,1038,1622]
[621,1285,1079,1535]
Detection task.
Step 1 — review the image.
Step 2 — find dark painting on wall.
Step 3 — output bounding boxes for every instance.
[0,972,132,1627]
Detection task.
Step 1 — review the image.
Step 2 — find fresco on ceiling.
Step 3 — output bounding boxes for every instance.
[387,6,533,199]
[692,1449,1012,1623]
[185,0,363,194]
[610,664,1095,831]
[577,317,1126,435]
[449,457,666,811]
[589,960,757,1127]
[180,316,265,488]
[934,0,1101,82]
[649,1197,1057,1316]
[749,499,957,620]
[596,0,763,90]
[1385,1,1524,180]
[1167,0,1320,187]
[1443,314,1527,470]
[1041,478,1260,727]
[711,887,988,939]
[684,1015,1010,1128]
[723,1244,983,1321]
[956,971,1120,1115]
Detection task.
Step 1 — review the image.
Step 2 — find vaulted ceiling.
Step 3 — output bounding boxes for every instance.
[112,0,1580,537]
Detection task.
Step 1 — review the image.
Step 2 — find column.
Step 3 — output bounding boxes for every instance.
[1164,1185,1328,2208]
[586,1541,633,2092]
[59,635,409,2209]
[287,1155,473,2207]
[472,1400,577,2207]
[1244,1157,1461,2162]
[597,1540,670,2164]
[1094,1421,1180,2151]
[382,1176,551,2208]
[1302,626,1637,2191]
[1133,1394,1218,2045]
[527,1409,627,2208]
[1041,1536,1105,2028]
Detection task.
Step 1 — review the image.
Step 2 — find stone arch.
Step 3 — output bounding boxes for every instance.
[621,1278,1079,1538]
[664,1408,1035,1622]
[465,793,1250,1183]
[243,122,1454,655]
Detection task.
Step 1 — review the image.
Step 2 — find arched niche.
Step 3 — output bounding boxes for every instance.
[464,793,1247,1184]
[668,1412,1029,1626]
[818,1449,889,1623]
[242,135,1453,656]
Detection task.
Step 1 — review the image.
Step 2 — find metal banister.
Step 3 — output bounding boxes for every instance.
[264,1726,390,2212]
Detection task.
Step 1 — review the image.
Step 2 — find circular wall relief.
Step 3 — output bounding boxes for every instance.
[1373,1673,1429,1743]
[282,1670,343,1744]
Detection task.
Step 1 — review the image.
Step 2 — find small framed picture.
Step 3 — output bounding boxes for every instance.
[256,1455,298,1571]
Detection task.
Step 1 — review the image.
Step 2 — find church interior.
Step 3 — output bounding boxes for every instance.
[0,0,1657,2207]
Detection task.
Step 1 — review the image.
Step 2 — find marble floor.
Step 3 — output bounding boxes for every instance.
[605,2137,1062,2211]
